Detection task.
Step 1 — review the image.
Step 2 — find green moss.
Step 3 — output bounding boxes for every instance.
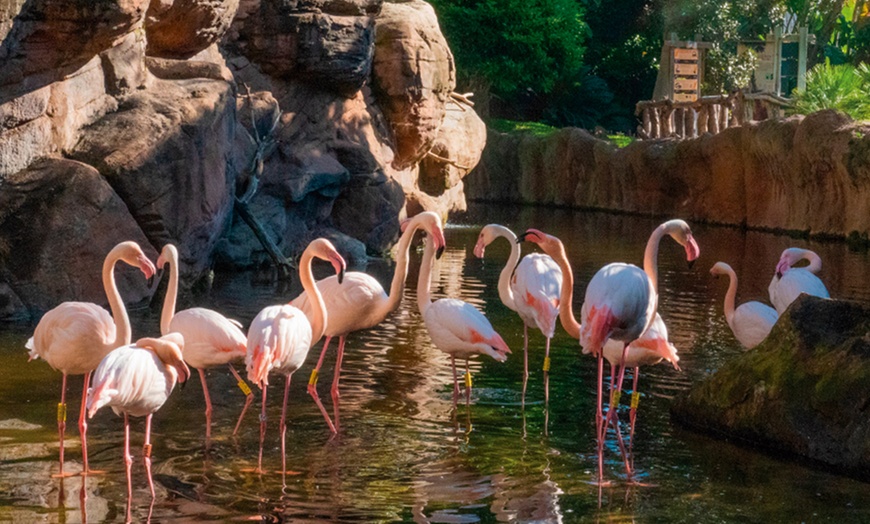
[607,133,634,148]
[488,119,558,137]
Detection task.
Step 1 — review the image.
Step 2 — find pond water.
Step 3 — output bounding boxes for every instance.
[3,203,870,523]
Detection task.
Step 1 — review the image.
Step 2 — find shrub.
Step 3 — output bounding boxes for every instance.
[789,62,870,120]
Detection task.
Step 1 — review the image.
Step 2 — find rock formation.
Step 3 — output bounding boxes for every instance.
[671,295,870,479]
[467,110,870,241]
[0,0,486,321]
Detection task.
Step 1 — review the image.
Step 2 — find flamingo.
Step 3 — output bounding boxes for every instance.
[247,238,346,474]
[768,247,830,314]
[520,220,699,483]
[473,224,561,403]
[26,241,156,477]
[417,232,511,404]
[711,261,778,349]
[291,211,446,433]
[156,244,253,448]
[86,332,191,501]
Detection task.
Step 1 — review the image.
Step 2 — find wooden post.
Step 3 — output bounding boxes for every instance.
[684,108,695,138]
[662,106,674,136]
[673,107,683,137]
[698,105,708,134]
[643,108,652,138]
[709,104,720,134]
[651,107,661,138]
[719,102,729,131]
[798,26,808,92]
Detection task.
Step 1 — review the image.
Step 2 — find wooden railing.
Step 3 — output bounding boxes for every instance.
[635,91,791,139]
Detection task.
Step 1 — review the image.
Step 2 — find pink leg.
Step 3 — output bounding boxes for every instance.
[143,414,155,498]
[465,359,471,406]
[198,368,213,449]
[543,337,552,405]
[280,374,292,474]
[628,367,640,471]
[257,385,267,474]
[522,325,529,405]
[78,371,91,475]
[451,356,459,405]
[331,337,346,432]
[307,337,337,433]
[53,373,68,478]
[228,364,254,436]
[123,414,133,501]
[601,346,632,478]
[595,352,605,484]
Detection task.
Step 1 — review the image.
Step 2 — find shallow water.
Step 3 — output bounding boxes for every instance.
[3,203,870,523]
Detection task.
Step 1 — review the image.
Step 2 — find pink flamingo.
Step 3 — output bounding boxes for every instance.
[417,233,511,404]
[711,261,778,349]
[247,238,346,474]
[474,224,561,403]
[291,211,446,433]
[520,220,699,483]
[86,332,191,501]
[157,244,253,448]
[768,247,829,314]
[26,241,156,477]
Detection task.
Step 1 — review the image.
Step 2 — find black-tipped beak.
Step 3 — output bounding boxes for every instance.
[687,259,696,270]
[516,232,529,243]
[775,271,782,279]
[436,246,445,259]
[338,268,345,284]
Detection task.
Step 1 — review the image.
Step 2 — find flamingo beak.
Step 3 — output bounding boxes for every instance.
[434,229,446,260]
[775,259,790,279]
[178,362,191,386]
[517,229,543,244]
[473,237,486,258]
[400,217,411,233]
[330,254,347,284]
[685,235,700,269]
[139,255,157,286]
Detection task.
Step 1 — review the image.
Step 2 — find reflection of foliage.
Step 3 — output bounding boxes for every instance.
[789,62,870,119]
[703,47,760,94]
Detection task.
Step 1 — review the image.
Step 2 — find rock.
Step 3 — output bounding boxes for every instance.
[0,158,156,320]
[145,0,241,59]
[100,31,148,96]
[232,0,379,94]
[419,98,486,196]
[372,0,455,168]
[467,111,870,240]
[0,0,148,96]
[68,78,236,288]
[671,295,870,478]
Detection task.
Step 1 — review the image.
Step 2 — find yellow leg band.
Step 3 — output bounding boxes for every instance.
[308,369,319,386]
[631,391,641,409]
[57,402,67,423]
[237,380,252,396]
[610,390,622,409]
[542,356,551,372]
[464,371,473,389]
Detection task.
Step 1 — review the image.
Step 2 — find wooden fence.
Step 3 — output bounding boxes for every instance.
[635,92,791,139]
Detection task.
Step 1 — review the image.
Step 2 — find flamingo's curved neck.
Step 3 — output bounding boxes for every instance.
[417,237,437,316]
[805,251,823,273]
[643,224,667,294]
[103,252,131,348]
[492,226,520,311]
[550,242,581,340]
[300,250,328,342]
[722,267,738,327]
[159,249,179,336]
[378,217,426,319]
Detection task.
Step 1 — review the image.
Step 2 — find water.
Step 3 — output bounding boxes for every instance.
[3,203,870,522]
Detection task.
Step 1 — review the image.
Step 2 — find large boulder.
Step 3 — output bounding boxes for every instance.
[0,158,156,320]
[671,295,870,479]
[69,78,236,287]
[372,0,455,168]
[145,0,241,58]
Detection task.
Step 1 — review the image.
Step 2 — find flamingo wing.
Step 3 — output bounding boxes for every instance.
[424,298,510,361]
[290,272,386,335]
[29,302,116,374]
[246,305,312,387]
[169,308,247,368]
[580,263,654,354]
[87,345,174,418]
[731,301,778,349]
[768,269,829,314]
[511,253,563,337]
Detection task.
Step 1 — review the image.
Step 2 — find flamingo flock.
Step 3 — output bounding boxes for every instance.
[25,212,833,500]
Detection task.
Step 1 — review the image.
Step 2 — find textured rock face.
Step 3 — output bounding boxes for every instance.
[372,0,455,168]
[671,295,870,479]
[0,159,157,316]
[467,111,870,239]
[145,0,241,58]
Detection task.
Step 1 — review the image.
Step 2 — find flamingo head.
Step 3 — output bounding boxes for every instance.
[709,261,733,279]
[517,228,565,260]
[663,220,700,269]
[775,247,814,278]
[156,244,178,270]
[136,332,191,385]
[473,224,501,258]
[402,211,446,259]
[308,238,347,284]
[113,241,157,282]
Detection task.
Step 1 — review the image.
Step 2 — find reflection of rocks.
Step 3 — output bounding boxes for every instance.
[672,295,870,478]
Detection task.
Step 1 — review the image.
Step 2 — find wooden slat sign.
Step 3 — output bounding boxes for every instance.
[674,78,698,91]
[674,63,698,76]
[674,48,698,60]
[674,93,697,102]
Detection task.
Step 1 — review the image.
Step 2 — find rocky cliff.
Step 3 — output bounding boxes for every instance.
[467,111,870,241]
[671,295,870,479]
[0,0,485,321]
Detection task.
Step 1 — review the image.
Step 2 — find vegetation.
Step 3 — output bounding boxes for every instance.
[789,62,870,118]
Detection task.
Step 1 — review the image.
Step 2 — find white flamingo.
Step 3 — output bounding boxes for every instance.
[768,247,829,314]
[711,261,778,349]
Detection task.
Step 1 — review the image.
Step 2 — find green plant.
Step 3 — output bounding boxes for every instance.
[789,62,870,119]
[488,119,558,136]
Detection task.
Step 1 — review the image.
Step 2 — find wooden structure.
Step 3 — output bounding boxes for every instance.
[635,91,791,140]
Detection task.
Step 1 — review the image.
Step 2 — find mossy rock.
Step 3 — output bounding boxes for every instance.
[671,295,870,479]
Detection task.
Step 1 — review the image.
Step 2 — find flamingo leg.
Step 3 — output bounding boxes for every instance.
[543,336,551,405]
[465,359,471,406]
[124,413,133,501]
[595,351,605,484]
[280,374,292,475]
[198,368,213,449]
[307,336,337,433]
[257,385,267,474]
[628,367,641,471]
[55,373,68,478]
[331,336,346,432]
[522,325,529,405]
[228,364,254,436]
[451,356,459,404]
[78,371,90,475]
[601,346,632,479]
[143,414,155,498]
